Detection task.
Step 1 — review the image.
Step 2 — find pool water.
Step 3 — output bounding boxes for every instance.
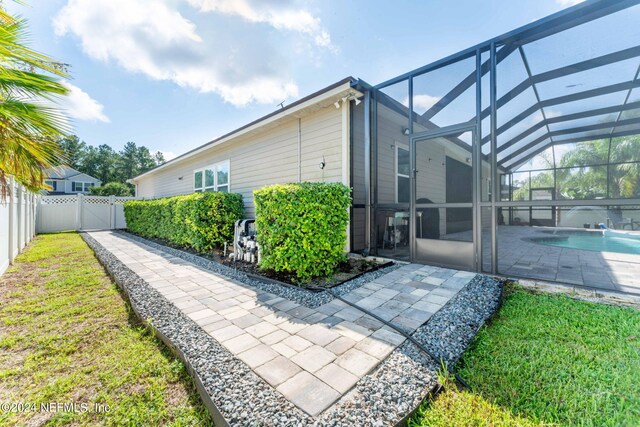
[536,233,640,255]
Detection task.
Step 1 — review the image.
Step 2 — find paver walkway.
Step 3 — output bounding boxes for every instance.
[88,231,475,417]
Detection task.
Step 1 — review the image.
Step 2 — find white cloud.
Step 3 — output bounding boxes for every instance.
[401,94,441,113]
[61,82,110,123]
[53,0,307,106]
[555,0,584,7]
[412,94,441,112]
[186,0,334,50]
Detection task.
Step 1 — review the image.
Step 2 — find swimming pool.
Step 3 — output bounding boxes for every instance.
[531,232,640,255]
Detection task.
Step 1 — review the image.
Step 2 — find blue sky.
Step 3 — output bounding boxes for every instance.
[10,0,582,159]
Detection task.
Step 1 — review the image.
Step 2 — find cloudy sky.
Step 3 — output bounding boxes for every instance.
[12,0,583,159]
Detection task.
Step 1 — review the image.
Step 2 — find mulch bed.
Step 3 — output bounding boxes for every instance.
[126,232,389,289]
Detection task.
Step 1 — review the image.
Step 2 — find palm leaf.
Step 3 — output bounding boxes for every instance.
[0,4,69,198]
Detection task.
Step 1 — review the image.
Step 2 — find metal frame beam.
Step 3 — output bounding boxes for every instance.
[611,64,640,135]
[509,80,640,127]
[474,49,483,273]
[491,198,640,207]
[376,89,474,153]
[503,126,640,170]
[518,45,555,152]
[375,0,640,90]
[417,44,516,122]
[484,79,640,150]
[363,90,371,254]
[482,100,640,147]
[490,42,498,274]
[481,45,640,126]
[366,0,640,277]
[500,116,640,166]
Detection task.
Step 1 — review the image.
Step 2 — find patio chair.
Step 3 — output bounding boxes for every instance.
[607,210,640,230]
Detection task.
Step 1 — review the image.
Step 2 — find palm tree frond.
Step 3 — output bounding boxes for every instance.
[0,5,69,198]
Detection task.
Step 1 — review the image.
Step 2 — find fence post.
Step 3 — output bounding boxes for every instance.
[8,177,15,263]
[36,195,41,234]
[24,192,29,244]
[31,194,35,239]
[76,193,83,230]
[25,193,29,242]
[16,183,22,251]
[30,194,35,238]
[109,195,116,229]
[25,191,29,244]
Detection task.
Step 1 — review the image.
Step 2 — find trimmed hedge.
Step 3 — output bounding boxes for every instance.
[124,192,244,253]
[254,182,351,283]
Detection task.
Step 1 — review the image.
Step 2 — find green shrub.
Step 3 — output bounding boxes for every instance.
[254,182,351,283]
[124,192,244,252]
[89,182,134,196]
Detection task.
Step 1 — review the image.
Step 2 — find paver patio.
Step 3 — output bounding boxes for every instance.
[88,231,474,417]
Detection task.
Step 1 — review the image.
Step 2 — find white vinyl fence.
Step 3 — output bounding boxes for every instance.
[1,178,37,276]
[36,194,137,234]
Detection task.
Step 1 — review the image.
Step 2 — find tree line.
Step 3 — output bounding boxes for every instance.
[511,135,640,201]
[58,135,166,195]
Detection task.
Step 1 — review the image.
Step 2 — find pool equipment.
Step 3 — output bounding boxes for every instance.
[231,219,260,263]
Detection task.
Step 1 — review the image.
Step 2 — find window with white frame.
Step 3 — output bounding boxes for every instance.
[45,180,57,191]
[396,145,410,203]
[194,160,230,193]
[72,181,96,192]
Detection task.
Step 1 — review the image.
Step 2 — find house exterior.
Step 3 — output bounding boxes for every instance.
[131,75,490,260]
[43,166,101,195]
[131,0,640,292]
[133,78,360,219]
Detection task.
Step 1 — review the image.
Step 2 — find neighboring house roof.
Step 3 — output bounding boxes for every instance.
[44,166,100,182]
[132,76,367,182]
[44,165,81,179]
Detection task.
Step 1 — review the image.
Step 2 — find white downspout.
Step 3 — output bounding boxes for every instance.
[298,118,302,182]
[341,99,351,253]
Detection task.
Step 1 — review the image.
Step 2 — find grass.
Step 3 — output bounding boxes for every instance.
[0,232,212,426]
[409,284,640,427]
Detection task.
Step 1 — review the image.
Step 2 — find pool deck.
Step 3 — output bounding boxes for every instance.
[483,226,640,295]
[378,225,640,296]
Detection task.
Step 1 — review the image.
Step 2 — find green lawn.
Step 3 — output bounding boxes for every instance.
[0,233,212,426]
[410,285,640,427]
[3,233,639,427]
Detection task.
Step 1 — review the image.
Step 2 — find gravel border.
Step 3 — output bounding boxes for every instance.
[82,232,313,426]
[114,230,400,308]
[319,275,503,426]
[83,231,502,427]
[412,275,503,366]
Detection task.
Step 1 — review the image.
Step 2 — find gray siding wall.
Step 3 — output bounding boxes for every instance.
[375,103,492,237]
[136,106,344,217]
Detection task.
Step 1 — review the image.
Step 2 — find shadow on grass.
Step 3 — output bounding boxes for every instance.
[1,232,213,426]
[87,240,213,424]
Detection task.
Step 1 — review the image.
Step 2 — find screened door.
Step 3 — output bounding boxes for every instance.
[412,128,476,270]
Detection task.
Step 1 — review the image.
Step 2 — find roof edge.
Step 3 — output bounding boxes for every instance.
[133,76,357,181]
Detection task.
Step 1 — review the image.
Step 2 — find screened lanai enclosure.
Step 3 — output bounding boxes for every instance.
[350,0,640,294]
